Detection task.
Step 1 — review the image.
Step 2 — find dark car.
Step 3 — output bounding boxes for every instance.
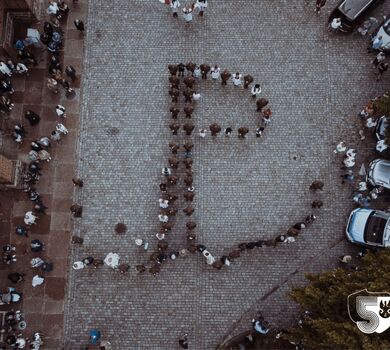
[329,0,382,32]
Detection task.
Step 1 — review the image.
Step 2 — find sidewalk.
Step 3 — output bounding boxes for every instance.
[0,1,87,348]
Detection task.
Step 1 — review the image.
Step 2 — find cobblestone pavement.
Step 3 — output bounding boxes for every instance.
[64,0,390,349]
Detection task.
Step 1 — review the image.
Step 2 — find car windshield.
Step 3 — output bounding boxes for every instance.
[339,0,373,21]
[364,213,386,244]
[384,20,390,36]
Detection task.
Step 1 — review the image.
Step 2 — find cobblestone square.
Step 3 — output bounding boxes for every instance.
[63,0,390,348]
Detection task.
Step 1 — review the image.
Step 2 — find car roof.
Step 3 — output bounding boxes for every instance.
[338,0,375,21]
[347,208,373,243]
[371,159,390,187]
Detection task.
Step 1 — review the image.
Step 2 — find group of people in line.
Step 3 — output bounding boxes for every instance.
[168,62,272,141]
[163,0,208,22]
[1,2,85,348]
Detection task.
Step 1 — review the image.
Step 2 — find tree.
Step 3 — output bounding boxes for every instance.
[284,249,390,350]
[374,95,390,116]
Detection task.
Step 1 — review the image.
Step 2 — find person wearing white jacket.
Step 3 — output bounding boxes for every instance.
[211,65,221,80]
[195,0,208,16]
[251,84,262,98]
[170,0,180,17]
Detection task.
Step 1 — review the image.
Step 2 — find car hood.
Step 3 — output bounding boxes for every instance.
[348,208,373,243]
[384,223,390,247]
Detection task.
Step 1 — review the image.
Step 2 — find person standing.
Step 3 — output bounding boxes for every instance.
[209,123,221,136]
[72,178,84,187]
[186,61,196,74]
[169,0,180,17]
[200,63,211,79]
[184,75,195,88]
[376,62,388,81]
[315,0,326,14]
[238,127,249,138]
[47,78,59,94]
[169,75,180,89]
[183,122,195,136]
[183,6,193,22]
[372,51,385,68]
[178,62,185,77]
[169,122,180,135]
[256,98,269,112]
[25,110,40,126]
[211,65,221,80]
[195,0,207,16]
[170,106,180,118]
[74,19,85,31]
[183,87,194,103]
[168,64,178,76]
[251,84,262,98]
[169,88,180,103]
[221,69,231,85]
[232,72,242,86]
[65,65,77,81]
[184,104,194,118]
[309,180,324,191]
[56,105,66,118]
[243,74,253,89]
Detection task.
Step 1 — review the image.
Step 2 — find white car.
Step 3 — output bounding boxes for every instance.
[346,208,390,247]
[367,159,390,189]
[372,15,390,51]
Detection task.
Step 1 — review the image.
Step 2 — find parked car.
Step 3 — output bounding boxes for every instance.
[346,208,390,247]
[375,115,390,140]
[372,14,390,51]
[367,159,390,188]
[328,0,382,32]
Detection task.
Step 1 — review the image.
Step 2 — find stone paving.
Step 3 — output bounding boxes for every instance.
[64,0,390,349]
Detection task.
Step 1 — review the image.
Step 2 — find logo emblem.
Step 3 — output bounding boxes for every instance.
[348,289,390,333]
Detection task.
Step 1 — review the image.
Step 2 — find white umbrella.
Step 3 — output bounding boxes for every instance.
[104,253,120,268]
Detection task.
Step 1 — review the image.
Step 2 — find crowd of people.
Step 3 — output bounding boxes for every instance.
[0,0,86,348]
[162,0,208,22]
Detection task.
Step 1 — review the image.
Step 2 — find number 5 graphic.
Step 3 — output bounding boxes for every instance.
[356,296,380,334]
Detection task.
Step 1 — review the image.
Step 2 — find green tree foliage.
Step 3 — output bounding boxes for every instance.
[284,249,390,350]
[374,95,390,116]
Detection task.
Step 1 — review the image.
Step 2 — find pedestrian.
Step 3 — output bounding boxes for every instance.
[183,122,195,135]
[184,141,193,152]
[211,65,221,80]
[195,0,207,16]
[8,272,25,284]
[251,84,262,98]
[170,106,180,118]
[169,142,179,154]
[38,137,50,148]
[71,235,84,244]
[169,75,180,89]
[160,183,167,192]
[372,51,385,68]
[329,17,342,31]
[186,221,196,230]
[184,176,193,186]
[376,62,388,81]
[169,0,180,17]
[184,191,195,201]
[199,128,207,138]
[159,198,169,209]
[200,63,211,79]
[34,200,48,214]
[311,200,323,208]
[315,0,326,14]
[169,88,180,103]
[0,61,12,76]
[162,167,172,176]
[184,75,195,88]
[209,123,221,136]
[183,7,193,22]
[255,123,265,138]
[169,122,180,135]
[47,78,59,93]
[31,239,44,252]
[74,19,85,31]
[24,211,37,225]
[39,149,52,162]
[135,265,146,273]
[25,110,40,126]
[15,225,28,237]
[186,61,196,74]
[70,204,83,217]
[243,74,253,89]
[232,72,242,86]
[167,175,178,185]
[56,105,66,118]
[334,141,347,154]
[371,35,383,51]
[184,104,194,118]
[341,170,354,184]
[343,155,355,168]
[262,108,272,123]
[168,64,178,76]
[51,130,61,142]
[178,334,188,349]
[225,127,232,136]
[118,263,130,274]
[65,65,77,81]
[238,127,249,138]
[178,62,185,77]
[72,178,84,187]
[182,87,193,103]
[256,98,269,112]
[192,91,201,101]
[309,180,324,191]
[16,62,28,75]
[193,65,201,78]
[221,69,231,85]
[168,156,179,168]
[287,227,300,237]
